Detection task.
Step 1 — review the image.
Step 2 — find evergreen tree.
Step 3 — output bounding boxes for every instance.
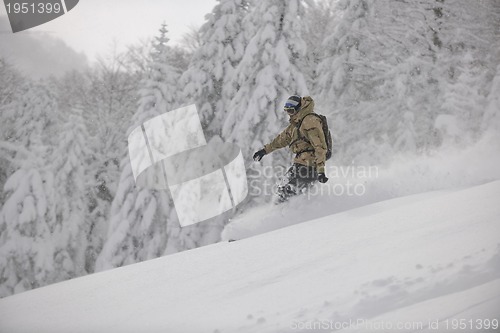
[0,84,57,297]
[302,0,337,94]
[0,58,24,120]
[432,0,500,141]
[181,0,250,136]
[51,108,93,273]
[436,54,480,145]
[316,0,371,105]
[222,0,309,168]
[316,0,385,163]
[96,25,183,270]
[8,84,57,150]
[315,0,500,162]
[216,0,310,204]
[0,157,55,297]
[58,47,147,272]
[0,58,26,196]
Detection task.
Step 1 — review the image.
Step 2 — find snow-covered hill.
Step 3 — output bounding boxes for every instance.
[1,181,499,333]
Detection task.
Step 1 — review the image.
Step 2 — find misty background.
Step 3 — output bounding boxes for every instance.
[0,16,88,78]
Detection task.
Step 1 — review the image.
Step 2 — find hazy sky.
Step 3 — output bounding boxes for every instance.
[1,0,217,62]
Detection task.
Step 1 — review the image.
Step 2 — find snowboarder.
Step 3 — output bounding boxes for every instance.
[253,95,329,202]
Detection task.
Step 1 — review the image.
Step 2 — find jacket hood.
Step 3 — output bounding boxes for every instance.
[289,96,314,124]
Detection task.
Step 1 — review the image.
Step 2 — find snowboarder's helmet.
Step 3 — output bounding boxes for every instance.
[284,95,301,115]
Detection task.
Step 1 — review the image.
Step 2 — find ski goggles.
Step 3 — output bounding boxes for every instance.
[284,101,299,114]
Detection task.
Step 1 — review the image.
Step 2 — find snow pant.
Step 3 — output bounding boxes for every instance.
[275,163,318,203]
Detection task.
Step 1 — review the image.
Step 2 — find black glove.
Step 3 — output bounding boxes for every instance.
[253,149,266,161]
[318,173,329,183]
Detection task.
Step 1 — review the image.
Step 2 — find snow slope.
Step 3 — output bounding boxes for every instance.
[1,181,500,333]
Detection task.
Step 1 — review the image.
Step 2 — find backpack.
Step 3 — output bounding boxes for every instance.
[293,113,333,160]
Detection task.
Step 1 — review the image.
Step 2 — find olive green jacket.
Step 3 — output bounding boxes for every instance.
[264,96,327,174]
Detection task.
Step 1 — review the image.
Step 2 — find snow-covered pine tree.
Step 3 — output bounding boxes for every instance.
[53,45,149,273]
[0,58,26,196]
[7,83,57,150]
[317,0,500,163]
[85,51,139,164]
[0,58,24,130]
[0,84,58,297]
[316,0,370,105]
[432,0,500,143]
[302,0,338,94]
[95,24,200,270]
[315,0,449,162]
[435,53,480,146]
[377,0,445,154]
[50,108,94,274]
[222,0,309,200]
[181,0,250,137]
[316,0,397,163]
[177,0,253,239]
[0,156,56,297]
[86,58,142,259]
